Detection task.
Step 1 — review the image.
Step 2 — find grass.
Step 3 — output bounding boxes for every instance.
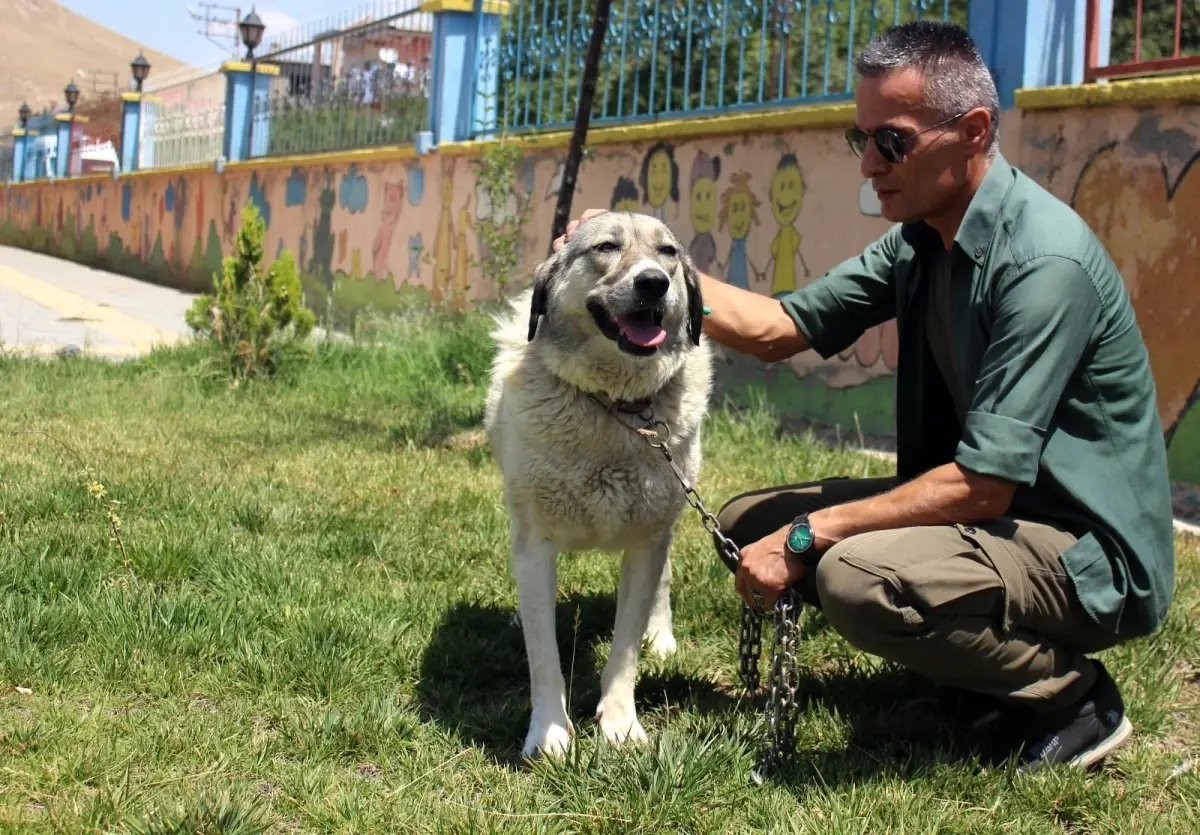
[0,298,1197,834]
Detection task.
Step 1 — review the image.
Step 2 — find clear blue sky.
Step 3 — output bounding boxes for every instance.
[59,0,332,69]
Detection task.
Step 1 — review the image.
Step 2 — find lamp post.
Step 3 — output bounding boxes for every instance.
[62,80,80,177]
[17,101,30,182]
[239,8,266,158]
[239,8,265,61]
[131,51,151,93]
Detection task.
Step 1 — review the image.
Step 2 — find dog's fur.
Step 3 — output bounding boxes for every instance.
[484,212,714,759]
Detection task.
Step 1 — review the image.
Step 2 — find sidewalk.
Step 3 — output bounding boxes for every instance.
[0,245,196,359]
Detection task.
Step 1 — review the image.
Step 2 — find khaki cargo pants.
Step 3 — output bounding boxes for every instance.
[715,476,1121,711]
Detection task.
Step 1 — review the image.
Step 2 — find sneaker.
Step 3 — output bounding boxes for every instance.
[1013,660,1133,773]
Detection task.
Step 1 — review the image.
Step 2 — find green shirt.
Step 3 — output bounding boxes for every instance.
[779,153,1175,640]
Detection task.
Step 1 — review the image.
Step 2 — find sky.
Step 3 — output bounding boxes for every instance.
[59,0,329,69]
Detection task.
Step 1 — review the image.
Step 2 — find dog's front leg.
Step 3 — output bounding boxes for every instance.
[596,533,670,747]
[511,521,572,759]
[643,552,677,657]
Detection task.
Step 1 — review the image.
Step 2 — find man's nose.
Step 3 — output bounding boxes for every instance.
[860,138,891,179]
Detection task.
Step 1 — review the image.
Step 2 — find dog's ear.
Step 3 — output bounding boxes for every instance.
[528,247,566,341]
[682,250,704,346]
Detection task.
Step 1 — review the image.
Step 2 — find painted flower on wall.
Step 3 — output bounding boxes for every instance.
[340,165,369,214]
[286,167,307,207]
[406,162,424,207]
[248,172,271,229]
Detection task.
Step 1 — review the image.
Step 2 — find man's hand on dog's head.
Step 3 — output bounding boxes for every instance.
[554,209,609,252]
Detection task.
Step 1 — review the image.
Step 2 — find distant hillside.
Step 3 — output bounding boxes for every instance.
[0,0,190,127]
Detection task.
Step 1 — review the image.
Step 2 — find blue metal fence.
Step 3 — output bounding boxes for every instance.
[492,0,968,134]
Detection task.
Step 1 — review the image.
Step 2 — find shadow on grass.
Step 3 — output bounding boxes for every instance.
[416,593,741,766]
[765,663,1011,788]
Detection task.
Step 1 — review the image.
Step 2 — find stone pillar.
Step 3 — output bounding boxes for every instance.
[968,0,1099,108]
[10,128,27,182]
[221,60,279,162]
[119,92,158,173]
[419,0,508,149]
[54,113,86,179]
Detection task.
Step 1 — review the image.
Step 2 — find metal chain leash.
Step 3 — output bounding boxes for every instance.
[590,394,801,779]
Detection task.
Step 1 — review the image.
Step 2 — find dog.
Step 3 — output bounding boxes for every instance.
[483,211,714,759]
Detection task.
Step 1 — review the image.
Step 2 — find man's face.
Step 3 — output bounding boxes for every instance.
[853,67,970,225]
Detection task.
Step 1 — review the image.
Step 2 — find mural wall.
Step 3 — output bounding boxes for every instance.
[1019,103,1200,488]
[0,96,1195,490]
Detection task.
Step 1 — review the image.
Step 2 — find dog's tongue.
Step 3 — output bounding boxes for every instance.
[615,314,666,348]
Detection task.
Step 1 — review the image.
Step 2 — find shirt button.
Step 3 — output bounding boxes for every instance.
[974,246,984,258]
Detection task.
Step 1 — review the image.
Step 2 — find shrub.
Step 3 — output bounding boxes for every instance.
[185,203,316,380]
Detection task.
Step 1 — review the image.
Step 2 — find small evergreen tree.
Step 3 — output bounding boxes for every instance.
[185,203,316,380]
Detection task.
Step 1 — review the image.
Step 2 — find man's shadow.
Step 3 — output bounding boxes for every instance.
[415,592,742,766]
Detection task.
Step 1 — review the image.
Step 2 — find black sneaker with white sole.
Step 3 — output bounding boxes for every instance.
[1013,660,1133,773]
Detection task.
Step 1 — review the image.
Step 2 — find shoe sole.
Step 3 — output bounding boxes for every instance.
[1070,715,1134,769]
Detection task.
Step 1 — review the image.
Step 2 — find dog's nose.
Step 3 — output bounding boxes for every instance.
[633,270,670,300]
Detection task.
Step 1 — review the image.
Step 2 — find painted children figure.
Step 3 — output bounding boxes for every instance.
[688,150,721,274]
[767,153,811,297]
[639,140,679,221]
[718,170,762,291]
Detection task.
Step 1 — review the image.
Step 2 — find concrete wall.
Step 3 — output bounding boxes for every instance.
[2,74,1197,491]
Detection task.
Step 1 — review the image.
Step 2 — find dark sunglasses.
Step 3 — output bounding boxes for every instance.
[845,111,968,164]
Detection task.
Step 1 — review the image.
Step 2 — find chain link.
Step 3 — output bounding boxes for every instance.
[610,398,801,780]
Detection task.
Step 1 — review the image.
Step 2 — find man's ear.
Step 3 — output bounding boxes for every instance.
[682,251,704,347]
[528,247,566,341]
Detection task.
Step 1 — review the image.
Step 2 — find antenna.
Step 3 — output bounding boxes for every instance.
[186,2,243,58]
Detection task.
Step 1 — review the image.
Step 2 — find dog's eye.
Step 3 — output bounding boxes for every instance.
[658,245,678,257]
[592,241,619,254]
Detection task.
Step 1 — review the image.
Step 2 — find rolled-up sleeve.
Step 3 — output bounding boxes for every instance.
[778,225,901,359]
[956,255,1103,485]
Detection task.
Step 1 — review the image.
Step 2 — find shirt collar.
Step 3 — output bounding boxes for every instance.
[899,152,1016,266]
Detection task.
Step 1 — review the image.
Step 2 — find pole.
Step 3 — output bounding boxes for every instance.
[547,0,614,255]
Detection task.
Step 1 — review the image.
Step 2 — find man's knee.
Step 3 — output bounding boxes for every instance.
[814,530,950,650]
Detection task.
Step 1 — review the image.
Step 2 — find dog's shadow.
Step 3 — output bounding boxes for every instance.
[415,592,741,765]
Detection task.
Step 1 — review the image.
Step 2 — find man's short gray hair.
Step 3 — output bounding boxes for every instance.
[854,20,1001,156]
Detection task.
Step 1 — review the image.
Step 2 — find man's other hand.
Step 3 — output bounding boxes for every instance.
[553,209,609,251]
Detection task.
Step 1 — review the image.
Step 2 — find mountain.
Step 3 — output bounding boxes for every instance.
[0,0,190,126]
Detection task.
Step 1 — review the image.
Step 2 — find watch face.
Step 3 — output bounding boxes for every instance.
[787,522,814,554]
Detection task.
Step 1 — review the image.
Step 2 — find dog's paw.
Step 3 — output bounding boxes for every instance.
[595,700,648,747]
[644,629,677,658]
[522,717,574,760]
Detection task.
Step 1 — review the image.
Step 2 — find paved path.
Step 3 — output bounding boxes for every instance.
[0,245,197,359]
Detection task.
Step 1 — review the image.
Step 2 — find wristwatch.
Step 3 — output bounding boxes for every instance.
[784,513,820,570]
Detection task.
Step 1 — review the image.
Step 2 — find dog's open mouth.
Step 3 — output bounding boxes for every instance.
[588,301,666,354]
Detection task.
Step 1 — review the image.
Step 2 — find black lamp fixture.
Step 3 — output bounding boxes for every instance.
[131,51,151,93]
[64,80,80,113]
[239,8,265,61]
[18,101,30,127]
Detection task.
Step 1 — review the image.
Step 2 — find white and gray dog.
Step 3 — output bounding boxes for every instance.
[484,211,714,759]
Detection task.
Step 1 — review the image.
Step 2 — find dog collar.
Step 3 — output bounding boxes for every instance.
[584,390,654,416]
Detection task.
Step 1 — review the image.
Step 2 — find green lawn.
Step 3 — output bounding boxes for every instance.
[0,301,1196,834]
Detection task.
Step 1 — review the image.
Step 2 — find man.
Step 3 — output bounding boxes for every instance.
[553,21,1175,773]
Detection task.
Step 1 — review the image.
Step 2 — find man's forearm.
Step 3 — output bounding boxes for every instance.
[810,462,1017,547]
[697,271,809,362]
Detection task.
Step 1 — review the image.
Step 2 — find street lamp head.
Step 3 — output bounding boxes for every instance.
[131,51,151,92]
[64,80,80,110]
[18,101,30,126]
[239,8,265,60]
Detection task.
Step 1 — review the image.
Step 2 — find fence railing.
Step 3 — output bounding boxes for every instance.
[1086,0,1200,81]
[140,102,226,169]
[493,0,968,133]
[255,5,433,157]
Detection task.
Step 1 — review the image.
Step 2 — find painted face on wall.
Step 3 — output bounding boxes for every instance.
[612,196,640,212]
[728,191,753,240]
[772,161,801,225]
[770,162,804,225]
[690,176,717,234]
[646,149,673,207]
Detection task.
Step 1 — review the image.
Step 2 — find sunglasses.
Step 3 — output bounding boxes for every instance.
[845,111,968,164]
